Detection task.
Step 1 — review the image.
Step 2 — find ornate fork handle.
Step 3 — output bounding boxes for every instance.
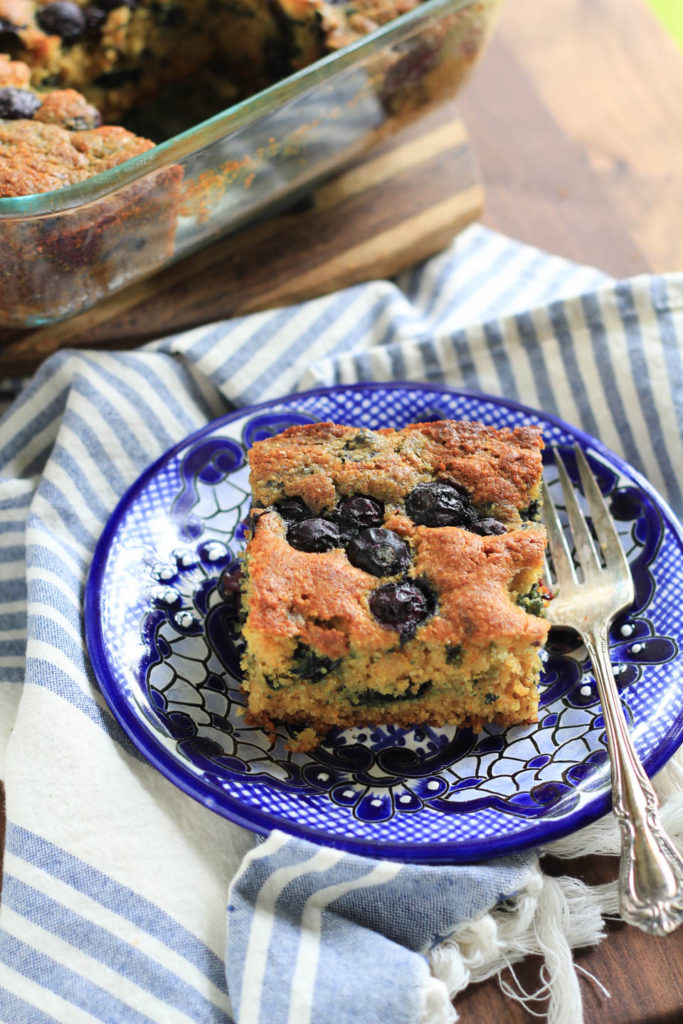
[583,624,683,935]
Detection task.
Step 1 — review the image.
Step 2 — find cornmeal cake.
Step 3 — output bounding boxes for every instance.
[0,1,426,200]
[239,419,550,751]
[0,3,428,313]
[0,0,422,122]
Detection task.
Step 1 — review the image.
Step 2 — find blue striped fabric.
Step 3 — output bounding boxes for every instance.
[226,832,533,1024]
[0,225,681,1023]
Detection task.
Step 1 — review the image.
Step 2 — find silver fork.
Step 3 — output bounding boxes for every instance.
[542,443,683,936]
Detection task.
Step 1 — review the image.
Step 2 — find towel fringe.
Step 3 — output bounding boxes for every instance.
[421,977,458,1024]
[430,867,604,1024]
[429,749,683,1023]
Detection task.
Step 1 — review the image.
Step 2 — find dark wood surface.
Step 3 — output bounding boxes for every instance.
[1,0,682,1021]
[460,0,683,277]
[455,1,683,1021]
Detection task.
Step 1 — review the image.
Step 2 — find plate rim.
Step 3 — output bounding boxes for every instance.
[84,381,683,862]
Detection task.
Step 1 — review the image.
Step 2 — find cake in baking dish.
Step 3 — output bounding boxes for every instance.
[239,419,550,751]
[0,0,424,196]
[0,0,444,322]
[0,49,183,319]
[0,0,421,121]
[0,0,426,315]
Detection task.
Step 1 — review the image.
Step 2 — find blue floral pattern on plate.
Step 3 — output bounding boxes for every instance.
[85,384,683,862]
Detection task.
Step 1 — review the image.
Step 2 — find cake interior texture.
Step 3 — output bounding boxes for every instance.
[239,419,550,751]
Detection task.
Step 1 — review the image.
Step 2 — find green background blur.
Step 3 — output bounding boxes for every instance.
[647,0,683,49]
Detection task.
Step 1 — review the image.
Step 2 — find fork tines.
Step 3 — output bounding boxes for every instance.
[542,444,634,600]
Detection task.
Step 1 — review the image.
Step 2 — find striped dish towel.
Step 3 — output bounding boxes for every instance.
[0,225,681,1024]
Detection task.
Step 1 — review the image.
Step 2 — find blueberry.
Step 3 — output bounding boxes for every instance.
[405,482,476,528]
[218,565,242,604]
[0,18,26,45]
[347,528,410,577]
[287,518,340,553]
[369,581,433,636]
[37,3,87,43]
[292,643,340,683]
[337,495,384,530]
[520,499,540,522]
[471,517,507,536]
[0,88,42,120]
[275,496,312,521]
[445,643,463,665]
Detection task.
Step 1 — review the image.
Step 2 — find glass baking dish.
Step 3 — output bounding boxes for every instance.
[0,0,500,328]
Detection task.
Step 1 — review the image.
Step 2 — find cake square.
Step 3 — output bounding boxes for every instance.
[239,419,549,750]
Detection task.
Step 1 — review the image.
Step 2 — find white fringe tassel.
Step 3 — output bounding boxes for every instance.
[421,976,458,1024]
[427,748,683,1024]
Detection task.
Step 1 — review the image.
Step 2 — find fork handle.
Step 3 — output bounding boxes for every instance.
[584,626,683,935]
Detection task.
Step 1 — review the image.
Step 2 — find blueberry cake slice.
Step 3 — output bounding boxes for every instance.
[239,419,550,751]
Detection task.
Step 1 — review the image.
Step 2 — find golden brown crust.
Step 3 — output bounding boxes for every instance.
[248,702,539,754]
[413,524,548,646]
[0,51,30,87]
[248,419,544,515]
[33,88,101,128]
[0,118,153,196]
[245,508,548,655]
[244,511,395,656]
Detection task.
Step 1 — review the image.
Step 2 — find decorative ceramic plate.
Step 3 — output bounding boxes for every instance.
[85,383,683,862]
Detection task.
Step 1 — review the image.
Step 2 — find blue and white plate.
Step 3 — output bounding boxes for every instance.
[85,383,683,862]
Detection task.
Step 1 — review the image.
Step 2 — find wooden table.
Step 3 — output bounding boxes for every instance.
[1,0,682,1020]
[455,1,683,1021]
[461,0,683,277]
